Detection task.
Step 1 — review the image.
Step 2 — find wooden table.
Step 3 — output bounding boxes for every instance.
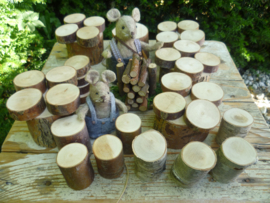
[1,41,270,203]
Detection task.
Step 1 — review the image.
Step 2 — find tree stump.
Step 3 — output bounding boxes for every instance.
[13,70,46,93]
[161,72,192,97]
[173,40,201,57]
[80,92,89,104]
[26,108,60,148]
[148,63,157,96]
[156,31,179,47]
[63,13,86,28]
[211,137,257,183]
[46,84,80,116]
[177,20,199,33]
[77,74,88,86]
[6,88,46,121]
[84,16,105,33]
[171,141,216,187]
[191,82,224,106]
[132,129,167,182]
[46,66,77,88]
[78,83,90,95]
[76,26,100,48]
[195,52,221,73]
[216,108,253,145]
[92,134,125,179]
[51,114,91,151]
[175,57,204,85]
[153,92,186,120]
[180,30,205,46]
[64,55,91,78]
[157,21,177,33]
[55,24,78,44]
[116,113,141,154]
[57,143,94,190]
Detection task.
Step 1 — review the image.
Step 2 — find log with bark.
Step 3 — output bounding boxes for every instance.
[127,90,136,99]
[173,40,201,57]
[148,63,157,96]
[76,26,100,48]
[156,31,179,48]
[138,83,149,97]
[123,83,131,93]
[139,93,148,112]
[130,53,141,78]
[80,92,89,104]
[55,24,78,44]
[195,52,220,73]
[116,62,125,96]
[157,21,177,33]
[180,30,205,46]
[84,16,105,33]
[138,59,149,87]
[132,85,141,93]
[177,20,199,33]
[64,55,91,78]
[122,59,132,84]
[63,13,86,28]
[77,74,88,86]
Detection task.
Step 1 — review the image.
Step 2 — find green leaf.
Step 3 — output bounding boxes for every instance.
[32,20,44,27]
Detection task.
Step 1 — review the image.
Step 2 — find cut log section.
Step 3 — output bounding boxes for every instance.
[26,108,60,148]
[116,113,141,154]
[175,57,204,85]
[171,141,216,187]
[138,83,149,97]
[6,88,46,121]
[155,48,181,69]
[55,24,78,44]
[130,53,141,78]
[123,83,131,93]
[78,83,90,95]
[127,90,136,99]
[156,31,179,48]
[185,99,220,133]
[132,129,167,182]
[77,74,88,86]
[51,114,91,151]
[139,94,148,112]
[180,30,205,46]
[177,20,199,33]
[127,98,134,105]
[153,115,209,149]
[211,137,257,183]
[46,66,77,88]
[80,92,89,104]
[161,72,192,97]
[153,92,186,120]
[173,40,201,57]
[122,59,132,84]
[132,85,141,93]
[116,62,125,96]
[76,26,100,48]
[46,84,80,116]
[195,52,220,73]
[138,59,148,87]
[136,95,144,104]
[148,63,157,96]
[57,143,94,190]
[84,16,105,33]
[216,108,253,145]
[13,70,46,93]
[92,134,124,179]
[157,21,177,32]
[132,103,139,108]
[64,13,86,28]
[64,55,91,77]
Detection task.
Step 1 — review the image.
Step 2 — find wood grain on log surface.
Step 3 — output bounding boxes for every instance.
[122,59,132,84]
[55,24,78,44]
[64,55,91,77]
[177,20,199,33]
[63,13,86,28]
[180,30,205,46]
[148,63,157,96]
[173,40,201,57]
[156,31,179,47]
[116,62,125,95]
[77,74,88,86]
[84,16,105,33]
[157,21,177,32]
[76,27,100,48]
[155,48,181,69]
[195,52,221,73]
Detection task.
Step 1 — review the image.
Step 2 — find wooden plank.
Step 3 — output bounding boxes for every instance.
[0,152,269,202]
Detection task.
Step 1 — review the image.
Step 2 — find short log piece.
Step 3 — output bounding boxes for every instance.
[122,59,132,84]
[92,134,125,179]
[173,40,201,57]
[127,90,135,99]
[138,59,149,87]
[123,83,131,93]
[171,141,217,187]
[180,30,205,46]
[64,13,86,28]
[116,113,141,154]
[84,16,105,33]
[155,48,181,69]
[46,84,80,116]
[6,88,46,121]
[64,55,91,78]
[130,53,141,78]
[157,21,177,33]
[138,83,149,97]
[46,66,78,88]
[57,143,94,190]
[195,52,221,73]
[116,62,125,96]
[80,92,89,104]
[76,26,100,48]
[127,98,134,105]
[26,108,60,148]
[77,74,88,86]
[51,114,91,151]
[55,24,78,44]
[139,93,148,112]
[156,31,179,48]
[13,70,46,93]
[132,129,167,182]
[211,137,257,183]
[132,103,139,108]
[78,83,90,95]
[136,95,144,104]
[132,85,141,93]
[148,63,157,96]
[177,20,199,33]
[216,108,254,145]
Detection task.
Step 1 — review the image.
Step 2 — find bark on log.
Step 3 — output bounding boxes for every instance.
[55,24,78,44]
[123,83,131,93]
[78,83,90,95]
[173,40,201,57]
[130,53,141,78]
[177,20,199,34]
[76,27,100,48]
[83,16,105,33]
[77,74,88,86]
[138,59,149,87]
[156,31,179,48]
[138,83,149,97]
[195,52,220,73]
[180,30,205,46]
[63,13,86,28]
[157,21,177,33]
[148,63,157,96]
[155,48,181,69]
[80,92,89,104]
[116,62,125,96]
[139,93,148,112]
[122,59,132,84]
[64,55,91,78]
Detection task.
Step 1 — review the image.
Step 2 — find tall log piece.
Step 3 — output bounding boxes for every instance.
[122,59,132,84]
[148,63,157,96]
[116,62,125,96]
[63,13,86,28]
[55,24,78,44]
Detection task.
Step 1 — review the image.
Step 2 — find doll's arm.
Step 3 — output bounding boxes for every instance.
[102,44,112,58]
[140,41,164,52]
[76,103,89,121]
[115,98,128,113]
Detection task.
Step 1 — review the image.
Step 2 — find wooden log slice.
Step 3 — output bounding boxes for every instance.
[132,85,141,93]
[78,83,90,95]
[191,82,224,106]
[64,55,91,77]
[93,134,124,179]
[84,16,105,33]
[195,52,220,73]
[64,13,86,28]
[175,57,204,85]
[6,88,46,121]
[132,129,167,182]
[157,21,177,33]
[171,141,216,187]
[132,103,139,108]
[173,40,201,57]
[51,114,91,151]
[13,70,46,93]
[116,113,141,154]
[177,20,199,33]
[180,30,205,46]
[153,115,209,149]
[76,26,100,48]
[46,66,78,88]
[77,74,88,86]
[211,137,257,183]
[161,72,192,97]
[127,90,135,99]
[156,31,179,48]
[130,53,141,78]
[123,83,130,93]
[46,84,80,116]
[80,92,89,104]
[216,108,253,145]
[55,24,78,44]
[155,48,181,69]
[57,143,94,190]
[185,99,220,133]
[26,108,60,148]
[153,92,186,120]
[138,83,149,97]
